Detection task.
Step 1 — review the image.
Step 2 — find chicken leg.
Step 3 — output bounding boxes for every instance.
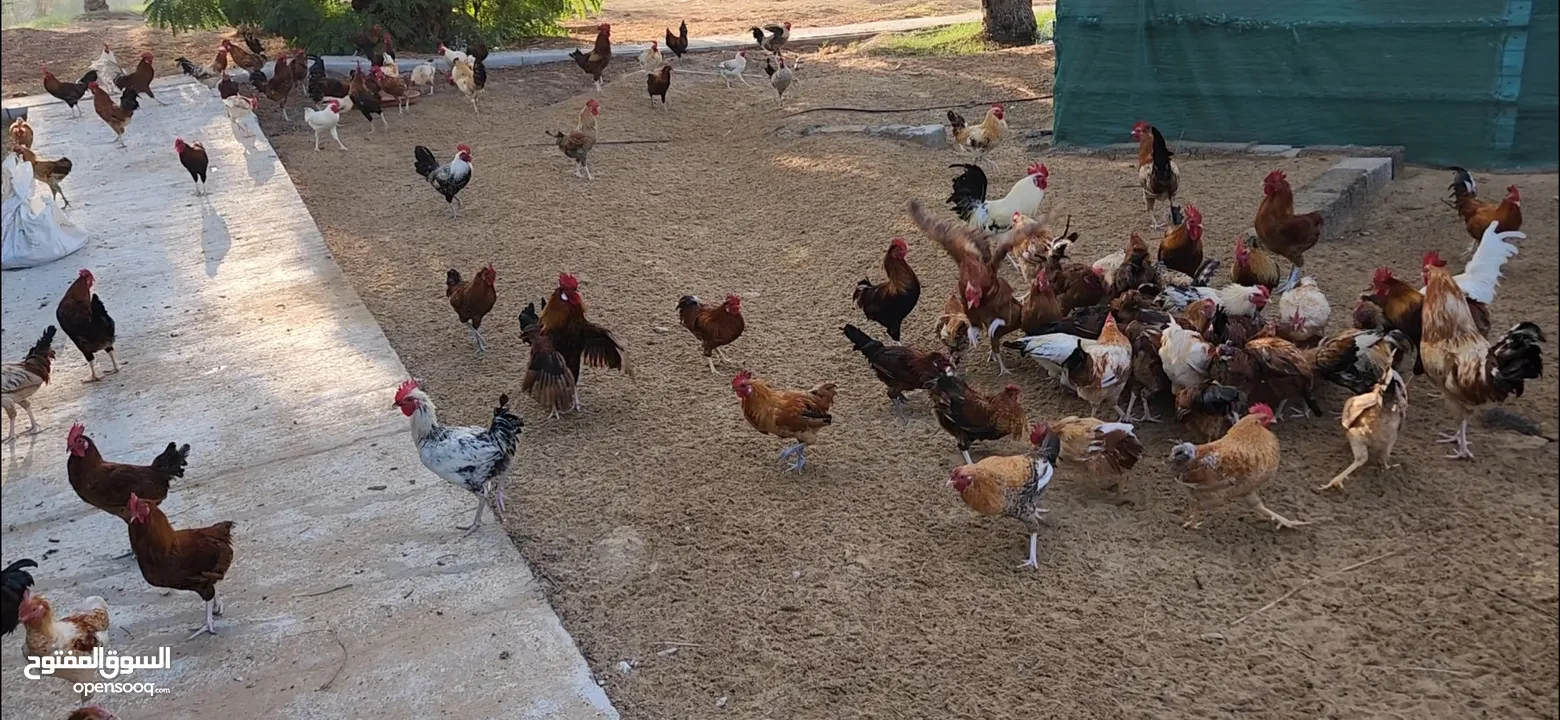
[186,595,221,641]
[1436,419,1474,459]
[1019,532,1040,569]
[776,442,807,472]
[986,319,1010,375]
[1245,493,1308,529]
[3,403,41,441]
[458,484,490,536]
[1321,441,1368,491]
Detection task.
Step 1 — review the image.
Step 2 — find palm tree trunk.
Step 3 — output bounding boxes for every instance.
[982,0,1037,46]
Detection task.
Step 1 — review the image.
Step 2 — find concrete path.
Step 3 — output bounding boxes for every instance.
[0,77,615,720]
[313,12,989,71]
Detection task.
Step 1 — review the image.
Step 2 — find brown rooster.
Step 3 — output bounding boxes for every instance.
[909,199,1021,373]
[112,52,165,105]
[66,423,189,521]
[927,366,1028,464]
[570,23,613,91]
[948,424,1060,569]
[87,81,137,148]
[1253,169,1323,292]
[548,99,600,180]
[1447,168,1521,258]
[446,265,496,353]
[854,237,920,342]
[125,493,234,639]
[518,303,576,418]
[538,273,631,411]
[842,324,949,419]
[678,294,745,372]
[731,370,836,472]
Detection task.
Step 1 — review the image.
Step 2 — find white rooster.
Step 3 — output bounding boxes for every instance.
[946,162,1049,232]
[717,51,748,88]
[1419,220,1525,304]
[89,44,122,84]
[303,100,347,151]
[392,380,523,536]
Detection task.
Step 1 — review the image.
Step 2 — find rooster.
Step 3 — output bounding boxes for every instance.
[221,38,264,75]
[348,62,387,131]
[446,264,496,352]
[1418,222,1525,313]
[548,100,600,180]
[946,162,1049,232]
[1322,361,1407,491]
[935,292,972,361]
[647,65,672,108]
[752,22,792,55]
[1419,259,1546,460]
[415,144,474,217]
[87,81,137,148]
[678,295,745,373]
[125,492,233,639]
[303,100,346,151]
[14,144,73,208]
[948,424,1060,569]
[1232,235,1282,290]
[450,56,485,113]
[56,269,118,381]
[249,64,295,120]
[666,20,690,58]
[518,304,576,418]
[926,367,1028,464]
[393,381,523,534]
[88,44,121,82]
[1308,328,1415,396]
[909,200,1021,371]
[853,237,920,342]
[42,68,99,117]
[947,105,1006,166]
[2,326,55,442]
[306,55,348,102]
[1007,313,1133,418]
[1447,169,1521,258]
[1275,276,1330,346]
[570,23,613,91]
[174,138,208,197]
[1175,380,1245,443]
[1254,169,1324,292]
[717,51,749,87]
[1050,416,1144,502]
[638,40,664,73]
[538,273,631,410]
[731,370,835,472]
[112,51,165,105]
[1156,205,1205,277]
[2,558,37,636]
[176,51,227,94]
[1167,404,1307,529]
[842,324,949,419]
[1132,121,1179,228]
[17,594,110,687]
[66,423,190,521]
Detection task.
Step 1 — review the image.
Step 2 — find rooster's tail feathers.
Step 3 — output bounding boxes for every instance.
[1490,321,1546,396]
[77,69,99,86]
[1192,258,1221,286]
[152,442,192,477]
[1458,223,1524,304]
[841,324,880,354]
[1447,166,1477,197]
[488,395,525,450]
[946,109,967,131]
[414,145,439,178]
[946,163,989,219]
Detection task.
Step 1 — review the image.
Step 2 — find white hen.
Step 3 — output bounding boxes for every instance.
[223,95,258,136]
[1276,276,1331,345]
[303,100,347,151]
[410,60,438,96]
[717,51,749,88]
[1158,323,1215,393]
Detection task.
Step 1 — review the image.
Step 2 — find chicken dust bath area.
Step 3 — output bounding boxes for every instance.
[269,45,1559,719]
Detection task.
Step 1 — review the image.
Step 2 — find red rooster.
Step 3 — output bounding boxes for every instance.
[853,237,920,342]
[570,23,613,91]
[125,492,234,639]
[538,273,631,410]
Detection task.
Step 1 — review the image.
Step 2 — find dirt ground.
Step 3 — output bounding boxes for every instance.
[274,42,1555,719]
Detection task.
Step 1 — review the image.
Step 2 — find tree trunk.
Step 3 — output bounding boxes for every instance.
[83,0,110,13]
[982,0,1037,46]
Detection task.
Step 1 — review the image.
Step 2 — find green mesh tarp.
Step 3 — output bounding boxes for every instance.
[1052,1,1559,171]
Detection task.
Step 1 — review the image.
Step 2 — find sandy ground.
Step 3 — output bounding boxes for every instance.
[266,43,1559,719]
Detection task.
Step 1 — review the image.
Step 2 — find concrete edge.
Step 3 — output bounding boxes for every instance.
[1037,140,1407,177]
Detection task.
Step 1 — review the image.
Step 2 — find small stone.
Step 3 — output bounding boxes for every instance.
[499,651,511,660]
[617,660,634,675]
[791,570,801,580]
[1200,632,1226,643]
[653,326,670,333]
[657,647,679,656]
[367,485,387,491]
[715,696,729,708]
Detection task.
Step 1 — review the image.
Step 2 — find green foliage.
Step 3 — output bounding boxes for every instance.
[144,0,599,48]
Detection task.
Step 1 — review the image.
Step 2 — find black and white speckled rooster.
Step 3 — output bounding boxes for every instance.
[392,380,523,536]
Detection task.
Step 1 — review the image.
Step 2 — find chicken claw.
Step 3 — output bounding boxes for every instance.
[1247,493,1308,529]
[186,596,222,641]
[1018,532,1040,569]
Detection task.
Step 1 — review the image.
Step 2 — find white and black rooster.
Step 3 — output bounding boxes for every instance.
[946,161,1049,232]
[392,380,522,536]
[414,144,473,217]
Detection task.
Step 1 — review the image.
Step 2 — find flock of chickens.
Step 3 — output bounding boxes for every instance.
[0,16,1549,716]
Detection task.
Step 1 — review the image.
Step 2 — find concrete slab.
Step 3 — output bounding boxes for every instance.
[1,77,615,720]
[802,123,950,149]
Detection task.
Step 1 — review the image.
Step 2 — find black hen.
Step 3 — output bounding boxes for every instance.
[2,559,38,636]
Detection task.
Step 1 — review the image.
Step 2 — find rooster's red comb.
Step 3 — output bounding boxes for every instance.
[1185,205,1202,223]
[1026,162,1048,178]
[1422,250,1447,268]
[67,423,85,443]
[1265,169,1286,182]
[394,379,420,403]
[730,370,753,389]
[558,273,579,290]
[1249,403,1275,419]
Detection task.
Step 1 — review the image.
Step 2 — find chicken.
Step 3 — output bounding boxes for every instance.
[1106,231,1157,299]
[1308,328,1415,396]
[222,38,264,74]
[66,423,189,520]
[1132,121,1180,228]
[853,237,920,342]
[1122,320,1169,422]
[250,64,295,121]
[1447,168,1521,258]
[946,162,1049,232]
[393,381,523,534]
[224,95,258,136]
[769,56,794,102]
[8,118,33,152]
[717,51,749,87]
[1418,222,1525,311]
[410,60,439,97]
[1166,403,1307,529]
[306,55,349,102]
[666,20,690,58]
[217,73,241,100]
[518,303,576,418]
[1275,276,1330,346]
[303,100,346,151]
[373,28,399,75]
[731,370,835,472]
[1219,331,1323,419]
[752,22,792,55]
[1322,361,1407,491]
[1157,319,1215,393]
[1232,235,1282,291]
[124,492,233,638]
[287,48,309,85]
[415,144,474,217]
[1020,266,1064,333]
[926,366,1028,464]
[548,100,600,180]
[1157,205,1204,276]
[372,67,409,114]
[1369,224,1525,364]
[1419,260,1546,459]
[948,424,1059,569]
[174,138,208,196]
[452,56,486,113]
[947,105,1006,165]
[1,328,57,442]
[1029,289,1172,340]
[42,68,98,118]
[638,40,664,72]
[2,558,37,636]
[647,65,672,108]
[935,292,972,361]
[89,44,121,82]
[17,594,109,686]
[55,269,118,381]
[176,50,227,94]
[445,264,496,352]
[1050,416,1144,501]
[538,273,631,410]
[570,23,613,91]
[13,144,72,208]
[1175,380,1245,442]
[1153,282,1269,318]
[1006,313,1133,418]
[909,199,1021,372]
[842,324,949,418]
[462,36,485,64]
[67,706,119,720]
[352,24,383,61]
[1007,211,1063,278]
[347,62,387,131]
[438,44,470,68]
[1352,295,1386,330]
[1040,241,1109,315]
[679,295,745,372]
[110,51,164,105]
[1254,169,1324,292]
[87,81,137,148]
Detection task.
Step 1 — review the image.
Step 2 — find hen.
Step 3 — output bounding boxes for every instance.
[538,272,631,410]
[55,269,118,381]
[87,81,137,148]
[1019,267,1064,334]
[174,138,208,196]
[1005,313,1133,419]
[1275,276,1330,346]
[678,294,745,372]
[1253,170,1324,292]
[518,304,576,418]
[2,326,56,441]
[126,493,233,638]
[909,199,1021,372]
[445,264,496,352]
[946,105,1006,166]
[393,381,523,533]
[926,367,1028,464]
[647,65,673,108]
[1167,403,1307,529]
[67,423,190,521]
[1132,121,1179,228]
[1158,317,1216,393]
[1156,205,1206,277]
[731,370,835,472]
[1447,168,1520,258]
[1175,380,1246,443]
[18,594,110,687]
[1042,239,1107,314]
[853,237,920,342]
[842,324,949,419]
[1322,361,1407,491]
[1050,416,1144,502]
[948,424,1060,569]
